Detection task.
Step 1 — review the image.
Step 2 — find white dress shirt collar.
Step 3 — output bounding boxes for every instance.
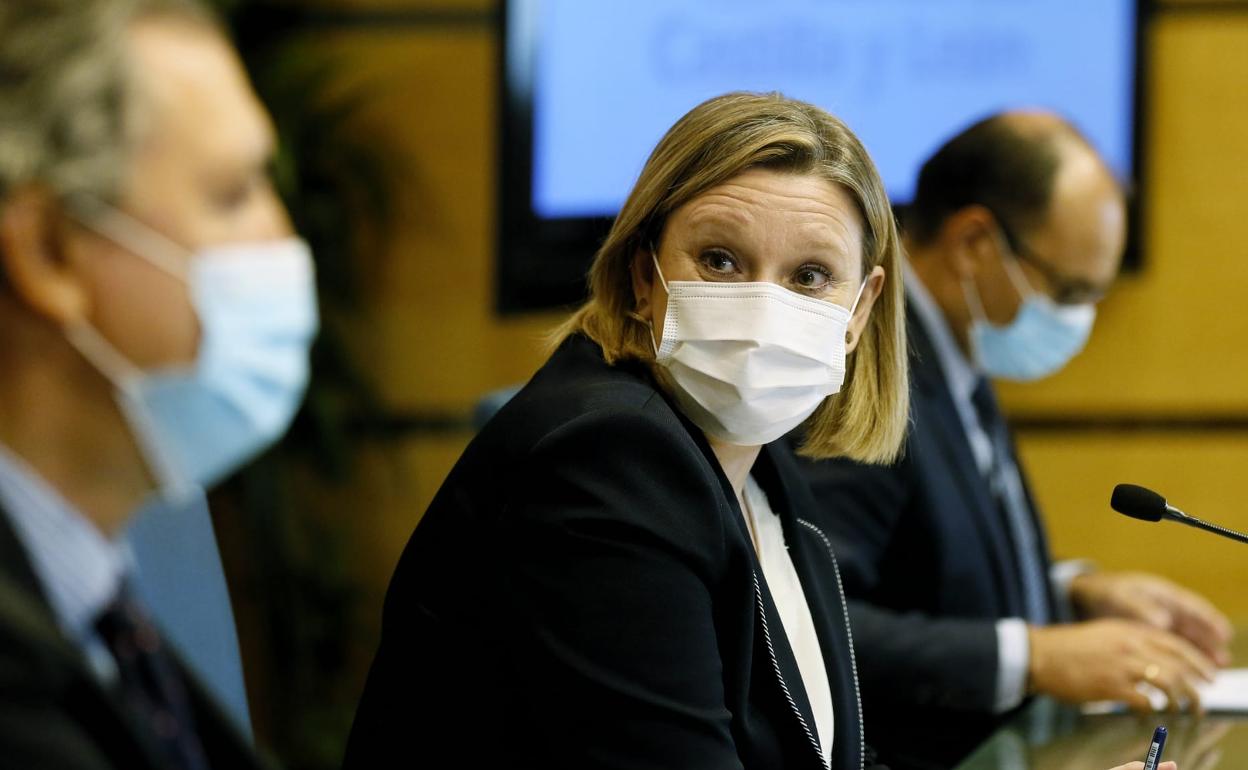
[0,443,130,652]
[903,258,981,407]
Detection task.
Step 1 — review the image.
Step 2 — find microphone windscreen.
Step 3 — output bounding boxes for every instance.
[1110,483,1167,522]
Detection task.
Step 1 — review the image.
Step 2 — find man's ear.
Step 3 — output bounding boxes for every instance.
[629,246,655,323]
[938,205,1000,282]
[0,186,89,324]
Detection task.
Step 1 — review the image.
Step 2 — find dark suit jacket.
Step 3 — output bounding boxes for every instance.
[344,335,877,770]
[0,501,271,770]
[794,307,1057,770]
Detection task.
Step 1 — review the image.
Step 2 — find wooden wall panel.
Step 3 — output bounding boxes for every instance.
[1017,431,1248,618]
[289,28,559,415]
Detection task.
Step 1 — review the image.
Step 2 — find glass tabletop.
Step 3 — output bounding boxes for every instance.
[953,702,1244,770]
[955,626,1248,770]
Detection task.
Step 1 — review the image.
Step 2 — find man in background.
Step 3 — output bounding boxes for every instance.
[798,111,1232,769]
[0,0,317,766]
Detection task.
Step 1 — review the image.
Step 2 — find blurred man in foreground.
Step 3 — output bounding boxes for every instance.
[0,0,317,766]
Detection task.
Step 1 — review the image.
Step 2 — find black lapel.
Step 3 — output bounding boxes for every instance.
[0,499,267,770]
[0,506,174,770]
[756,444,863,770]
[907,308,1026,617]
[611,356,828,763]
[0,499,48,604]
[0,498,270,769]
[648,383,829,769]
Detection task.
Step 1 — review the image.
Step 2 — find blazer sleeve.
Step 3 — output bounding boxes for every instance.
[798,449,1002,712]
[497,404,744,770]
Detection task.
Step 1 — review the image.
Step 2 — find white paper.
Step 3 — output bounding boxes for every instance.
[1082,668,1248,715]
[1198,668,1248,713]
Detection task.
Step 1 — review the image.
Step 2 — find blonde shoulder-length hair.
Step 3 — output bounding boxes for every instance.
[552,91,908,464]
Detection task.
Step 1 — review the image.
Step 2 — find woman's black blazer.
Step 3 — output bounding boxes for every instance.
[343,335,875,770]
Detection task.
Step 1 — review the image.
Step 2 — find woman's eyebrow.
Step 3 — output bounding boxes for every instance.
[682,203,755,235]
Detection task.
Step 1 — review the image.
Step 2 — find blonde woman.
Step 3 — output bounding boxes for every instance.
[344,91,898,769]
[344,93,1177,770]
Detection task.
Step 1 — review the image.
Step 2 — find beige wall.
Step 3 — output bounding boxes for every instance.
[290,3,1248,623]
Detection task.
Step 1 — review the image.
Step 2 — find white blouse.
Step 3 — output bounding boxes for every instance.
[742,475,834,768]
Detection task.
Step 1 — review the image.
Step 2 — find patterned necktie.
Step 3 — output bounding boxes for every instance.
[970,377,1050,624]
[95,587,212,770]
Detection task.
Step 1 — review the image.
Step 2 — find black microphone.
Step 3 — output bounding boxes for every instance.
[1111,483,1248,545]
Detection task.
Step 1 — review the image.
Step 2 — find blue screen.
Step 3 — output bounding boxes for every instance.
[520,0,1136,219]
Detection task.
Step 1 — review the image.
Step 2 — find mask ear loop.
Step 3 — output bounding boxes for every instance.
[847,277,869,317]
[66,196,191,282]
[62,197,201,501]
[967,226,1047,336]
[63,322,193,501]
[1000,251,1039,302]
[641,250,670,356]
[959,269,1003,369]
[986,224,1041,303]
[843,277,871,346]
[961,276,991,326]
[650,250,670,293]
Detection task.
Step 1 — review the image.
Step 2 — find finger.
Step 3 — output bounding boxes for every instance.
[1145,578,1232,645]
[1115,655,1160,713]
[1115,590,1174,629]
[1155,662,1203,714]
[1141,647,1207,714]
[1175,620,1233,667]
[1121,683,1155,715]
[1158,763,1178,770]
[1147,629,1218,683]
[1162,583,1233,640]
[1121,651,1197,714]
[1167,588,1234,664]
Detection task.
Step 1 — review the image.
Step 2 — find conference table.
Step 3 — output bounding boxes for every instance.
[954,626,1248,770]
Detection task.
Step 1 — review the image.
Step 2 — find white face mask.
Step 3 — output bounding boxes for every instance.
[66,200,319,501]
[648,254,866,446]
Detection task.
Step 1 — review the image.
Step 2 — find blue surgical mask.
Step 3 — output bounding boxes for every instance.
[66,201,319,500]
[964,253,1095,382]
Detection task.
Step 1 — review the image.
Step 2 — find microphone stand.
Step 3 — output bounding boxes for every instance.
[1164,505,1248,545]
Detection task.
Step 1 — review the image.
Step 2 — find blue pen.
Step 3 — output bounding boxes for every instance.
[1142,725,1167,770]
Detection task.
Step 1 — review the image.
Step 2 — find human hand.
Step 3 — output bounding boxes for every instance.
[1028,619,1216,712]
[1069,571,1232,667]
[1106,763,1176,770]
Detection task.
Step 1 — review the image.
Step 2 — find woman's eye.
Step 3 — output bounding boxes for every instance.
[699,250,738,275]
[795,266,832,290]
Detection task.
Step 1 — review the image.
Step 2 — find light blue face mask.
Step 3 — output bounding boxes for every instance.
[67,201,319,499]
[964,253,1096,382]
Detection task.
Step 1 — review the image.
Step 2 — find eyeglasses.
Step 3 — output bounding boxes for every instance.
[986,209,1107,306]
